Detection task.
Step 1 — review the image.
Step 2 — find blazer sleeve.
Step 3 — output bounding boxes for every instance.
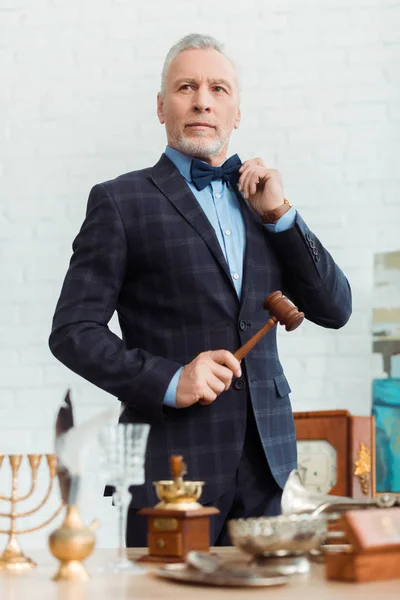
[265,212,352,329]
[49,183,181,423]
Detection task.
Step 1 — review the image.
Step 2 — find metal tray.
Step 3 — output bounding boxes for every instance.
[154,563,289,587]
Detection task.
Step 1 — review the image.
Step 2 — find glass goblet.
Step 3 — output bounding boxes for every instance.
[98,422,150,573]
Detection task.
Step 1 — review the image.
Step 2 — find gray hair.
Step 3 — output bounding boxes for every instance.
[160,33,239,96]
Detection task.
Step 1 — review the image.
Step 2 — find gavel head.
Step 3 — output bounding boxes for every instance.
[263,291,305,331]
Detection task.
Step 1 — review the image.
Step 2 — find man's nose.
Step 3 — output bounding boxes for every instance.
[193,89,212,112]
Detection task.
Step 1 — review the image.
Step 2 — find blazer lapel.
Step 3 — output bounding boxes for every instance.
[151,154,236,293]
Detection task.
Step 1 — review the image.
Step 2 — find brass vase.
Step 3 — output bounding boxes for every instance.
[48,505,98,582]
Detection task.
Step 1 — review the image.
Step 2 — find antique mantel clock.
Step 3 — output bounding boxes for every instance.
[293,410,376,498]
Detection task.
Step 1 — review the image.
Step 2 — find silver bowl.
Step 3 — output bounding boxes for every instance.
[228,514,327,557]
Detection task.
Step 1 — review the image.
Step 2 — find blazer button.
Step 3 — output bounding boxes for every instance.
[239,320,247,331]
[233,378,245,390]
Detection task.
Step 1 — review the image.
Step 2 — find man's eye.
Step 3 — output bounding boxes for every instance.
[213,86,226,93]
[180,85,193,90]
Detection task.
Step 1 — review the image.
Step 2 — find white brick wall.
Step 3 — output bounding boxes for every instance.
[1,0,399,549]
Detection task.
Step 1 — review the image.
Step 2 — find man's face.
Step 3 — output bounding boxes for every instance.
[157,48,241,165]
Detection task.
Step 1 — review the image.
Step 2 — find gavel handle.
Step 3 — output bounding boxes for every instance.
[234,317,278,362]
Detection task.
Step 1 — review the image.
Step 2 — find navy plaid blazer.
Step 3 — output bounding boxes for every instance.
[49,154,352,507]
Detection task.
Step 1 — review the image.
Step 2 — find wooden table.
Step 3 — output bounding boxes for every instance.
[0,548,398,599]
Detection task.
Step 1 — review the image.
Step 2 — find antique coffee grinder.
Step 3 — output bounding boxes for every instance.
[138,455,219,563]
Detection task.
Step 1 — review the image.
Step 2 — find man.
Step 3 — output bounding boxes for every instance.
[49,33,352,546]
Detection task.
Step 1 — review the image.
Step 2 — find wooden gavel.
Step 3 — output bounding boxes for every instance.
[234,291,304,361]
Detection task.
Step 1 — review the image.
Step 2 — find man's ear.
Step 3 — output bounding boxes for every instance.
[234,106,241,129]
[157,93,165,124]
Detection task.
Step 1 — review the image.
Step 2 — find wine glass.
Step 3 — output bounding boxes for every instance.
[98,422,150,573]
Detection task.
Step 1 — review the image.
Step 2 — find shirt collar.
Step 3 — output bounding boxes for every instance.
[164,146,194,183]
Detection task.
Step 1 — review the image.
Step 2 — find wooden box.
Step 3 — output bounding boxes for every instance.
[325,508,400,582]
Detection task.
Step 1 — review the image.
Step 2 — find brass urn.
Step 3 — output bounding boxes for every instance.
[48,504,98,582]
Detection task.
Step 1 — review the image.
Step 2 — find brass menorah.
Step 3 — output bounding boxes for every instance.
[0,454,64,571]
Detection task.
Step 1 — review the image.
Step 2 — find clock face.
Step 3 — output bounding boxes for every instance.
[297,440,337,494]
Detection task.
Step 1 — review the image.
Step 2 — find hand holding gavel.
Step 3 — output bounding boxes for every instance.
[175,291,304,408]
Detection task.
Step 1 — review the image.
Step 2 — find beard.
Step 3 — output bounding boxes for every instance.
[171,126,230,160]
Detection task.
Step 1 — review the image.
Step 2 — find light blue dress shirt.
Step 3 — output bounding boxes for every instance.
[162,146,296,407]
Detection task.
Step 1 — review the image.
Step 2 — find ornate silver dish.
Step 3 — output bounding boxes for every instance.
[228,513,327,557]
